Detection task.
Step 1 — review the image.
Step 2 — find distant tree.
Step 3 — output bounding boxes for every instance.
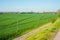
[57,9,60,17]
[51,10,60,23]
[20,12,26,14]
[0,12,3,14]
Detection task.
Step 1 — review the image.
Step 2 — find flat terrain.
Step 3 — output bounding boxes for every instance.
[25,18,60,40]
[0,13,58,40]
[14,23,51,40]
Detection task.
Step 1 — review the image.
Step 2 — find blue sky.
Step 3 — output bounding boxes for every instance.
[0,0,60,12]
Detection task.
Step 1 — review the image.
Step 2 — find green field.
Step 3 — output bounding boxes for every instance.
[25,18,60,40]
[0,13,58,40]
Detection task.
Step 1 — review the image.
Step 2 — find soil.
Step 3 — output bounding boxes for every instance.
[53,29,60,40]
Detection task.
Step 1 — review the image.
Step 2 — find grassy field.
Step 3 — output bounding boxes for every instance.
[0,13,58,40]
[25,18,60,40]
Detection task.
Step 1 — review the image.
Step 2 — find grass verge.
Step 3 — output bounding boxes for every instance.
[25,18,60,40]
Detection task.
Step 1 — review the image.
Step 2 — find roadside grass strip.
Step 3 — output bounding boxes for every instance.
[25,18,60,40]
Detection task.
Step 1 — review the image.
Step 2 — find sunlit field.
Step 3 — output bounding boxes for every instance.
[0,12,58,40]
[25,18,60,40]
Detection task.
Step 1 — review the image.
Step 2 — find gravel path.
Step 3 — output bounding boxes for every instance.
[54,29,60,40]
[13,23,51,40]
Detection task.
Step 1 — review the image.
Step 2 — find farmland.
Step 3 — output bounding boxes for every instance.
[0,12,58,40]
[25,18,60,40]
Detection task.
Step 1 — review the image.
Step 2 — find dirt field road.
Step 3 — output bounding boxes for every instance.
[54,29,60,40]
[13,23,51,40]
